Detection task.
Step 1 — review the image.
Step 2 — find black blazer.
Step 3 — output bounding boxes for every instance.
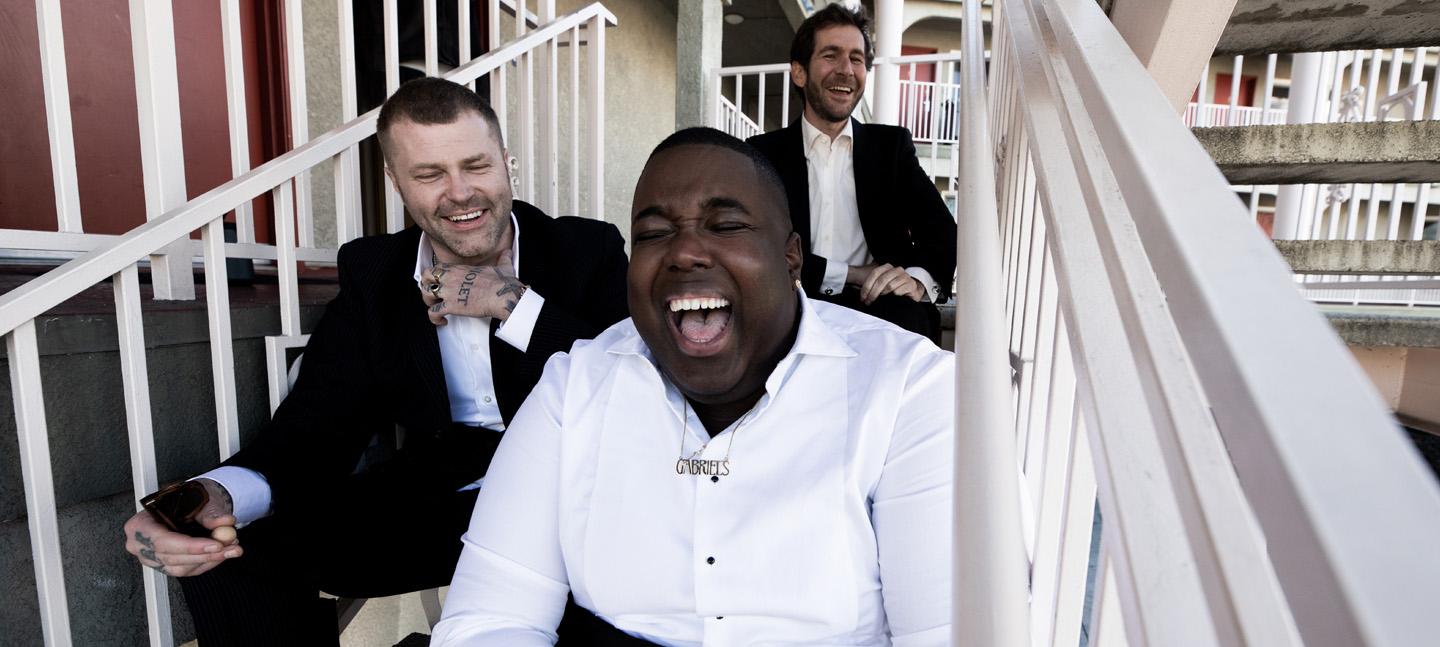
[222,200,629,513]
[748,120,957,300]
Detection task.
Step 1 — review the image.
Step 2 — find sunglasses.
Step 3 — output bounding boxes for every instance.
[139,480,211,537]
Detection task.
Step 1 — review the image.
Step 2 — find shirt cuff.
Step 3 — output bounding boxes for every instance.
[495,289,545,353]
[905,267,940,303]
[193,466,273,527]
[820,259,848,296]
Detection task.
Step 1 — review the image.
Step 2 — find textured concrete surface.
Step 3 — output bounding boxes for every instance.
[1322,304,1440,348]
[1194,121,1440,185]
[1216,0,1440,55]
[1,492,197,645]
[675,0,722,129]
[1275,240,1440,275]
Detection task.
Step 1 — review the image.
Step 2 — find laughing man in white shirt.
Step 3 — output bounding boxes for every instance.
[433,127,954,647]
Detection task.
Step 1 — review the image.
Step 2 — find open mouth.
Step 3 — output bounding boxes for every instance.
[443,208,487,225]
[826,85,853,95]
[668,296,733,352]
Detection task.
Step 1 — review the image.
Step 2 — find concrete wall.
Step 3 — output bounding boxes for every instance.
[494,0,677,241]
[304,0,342,249]
[1350,345,1408,409]
[1399,347,1440,427]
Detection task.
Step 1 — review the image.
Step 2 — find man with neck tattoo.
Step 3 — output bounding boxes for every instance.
[432,128,954,646]
[119,77,629,645]
[748,4,956,344]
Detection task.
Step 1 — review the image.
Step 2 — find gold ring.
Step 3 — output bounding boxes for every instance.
[428,282,441,296]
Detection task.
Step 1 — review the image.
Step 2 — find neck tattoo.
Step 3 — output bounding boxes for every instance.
[674,398,754,477]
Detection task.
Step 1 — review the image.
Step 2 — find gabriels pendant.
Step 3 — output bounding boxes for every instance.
[675,458,731,477]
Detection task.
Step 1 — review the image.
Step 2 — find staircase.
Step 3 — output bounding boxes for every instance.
[0,3,614,644]
[1187,0,1440,432]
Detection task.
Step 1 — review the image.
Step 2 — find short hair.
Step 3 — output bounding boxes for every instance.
[790,4,875,70]
[647,128,789,224]
[376,77,504,161]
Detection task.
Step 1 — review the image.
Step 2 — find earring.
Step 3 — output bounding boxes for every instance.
[794,279,802,289]
[508,156,521,193]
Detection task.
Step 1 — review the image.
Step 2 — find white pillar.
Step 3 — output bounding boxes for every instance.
[871,0,902,126]
[676,0,722,129]
[1272,53,1324,240]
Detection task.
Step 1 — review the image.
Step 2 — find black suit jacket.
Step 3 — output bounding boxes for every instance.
[222,200,629,515]
[748,120,957,300]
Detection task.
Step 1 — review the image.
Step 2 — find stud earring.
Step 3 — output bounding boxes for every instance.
[508,156,521,192]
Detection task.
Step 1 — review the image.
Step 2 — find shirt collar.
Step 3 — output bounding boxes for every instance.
[800,114,854,158]
[412,211,522,284]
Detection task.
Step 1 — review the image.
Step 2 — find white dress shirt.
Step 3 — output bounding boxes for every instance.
[202,213,545,524]
[801,116,940,301]
[432,295,954,646]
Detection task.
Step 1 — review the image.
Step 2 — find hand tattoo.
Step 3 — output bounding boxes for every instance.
[135,531,162,570]
[495,279,525,314]
[457,271,479,307]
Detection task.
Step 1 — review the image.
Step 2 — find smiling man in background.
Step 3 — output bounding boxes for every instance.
[120,77,628,646]
[748,4,956,344]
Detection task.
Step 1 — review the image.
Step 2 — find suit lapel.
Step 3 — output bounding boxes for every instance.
[849,119,880,247]
[490,202,549,424]
[780,121,813,253]
[395,229,453,428]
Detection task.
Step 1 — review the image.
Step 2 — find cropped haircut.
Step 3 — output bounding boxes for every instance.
[648,128,790,226]
[789,3,875,70]
[376,77,504,162]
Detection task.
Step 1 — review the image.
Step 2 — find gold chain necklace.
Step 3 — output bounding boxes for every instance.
[674,399,754,477]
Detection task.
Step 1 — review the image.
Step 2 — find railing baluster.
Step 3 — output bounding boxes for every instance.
[202,220,241,459]
[781,68,791,126]
[7,320,72,645]
[519,47,535,201]
[489,0,507,138]
[757,73,767,132]
[585,14,605,221]
[37,0,82,234]
[383,0,404,233]
[283,0,314,249]
[570,24,581,215]
[130,0,194,300]
[221,0,254,244]
[274,181,302,338]
[423,0,438,76]
[113,263,173,647]
[336,0,361,242]
[459,0,472,90]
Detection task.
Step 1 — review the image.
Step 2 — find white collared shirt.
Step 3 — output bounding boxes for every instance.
[800,116,941,301]
[202,213,545,524]
[433,295,954,647]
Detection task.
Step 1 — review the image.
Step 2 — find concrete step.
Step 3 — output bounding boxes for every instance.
[1275,240,1440,275]
[1321,304,1440,348]
[0,270,332,645]
[1192,121,1440,185]
[1216,0,1440,56]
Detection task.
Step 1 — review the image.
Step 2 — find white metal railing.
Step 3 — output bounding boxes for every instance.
[899,79,962,143]
[716,94,763,141]
[974,0,1440,645]
[0,3,615,645]
[1186,48,1440,307]
[1182,103,1288,127]
[713,62,792,138]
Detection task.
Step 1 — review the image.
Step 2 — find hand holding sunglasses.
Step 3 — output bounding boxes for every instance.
[124,479,242,577]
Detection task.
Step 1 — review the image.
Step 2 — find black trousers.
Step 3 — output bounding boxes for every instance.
[179,481,480,647]
[815,287,942,345]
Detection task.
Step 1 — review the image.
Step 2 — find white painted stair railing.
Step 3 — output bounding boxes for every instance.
[0,3,615,645]
[973,0,1440,645]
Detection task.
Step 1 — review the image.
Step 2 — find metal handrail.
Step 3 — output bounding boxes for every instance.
[0,3,617,338]
[951,0,1030,643]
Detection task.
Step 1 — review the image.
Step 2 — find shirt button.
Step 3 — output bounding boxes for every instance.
[706,556,715,565]
[483,395,493,403]
[711,476,719,483]
[715,617,724,620]
[823,288,834,295]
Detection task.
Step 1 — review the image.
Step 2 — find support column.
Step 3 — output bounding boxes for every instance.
[871,0,903,126]
[1273,53,1324,240]
[676,0,721,129]
[1108,0,1238,113]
